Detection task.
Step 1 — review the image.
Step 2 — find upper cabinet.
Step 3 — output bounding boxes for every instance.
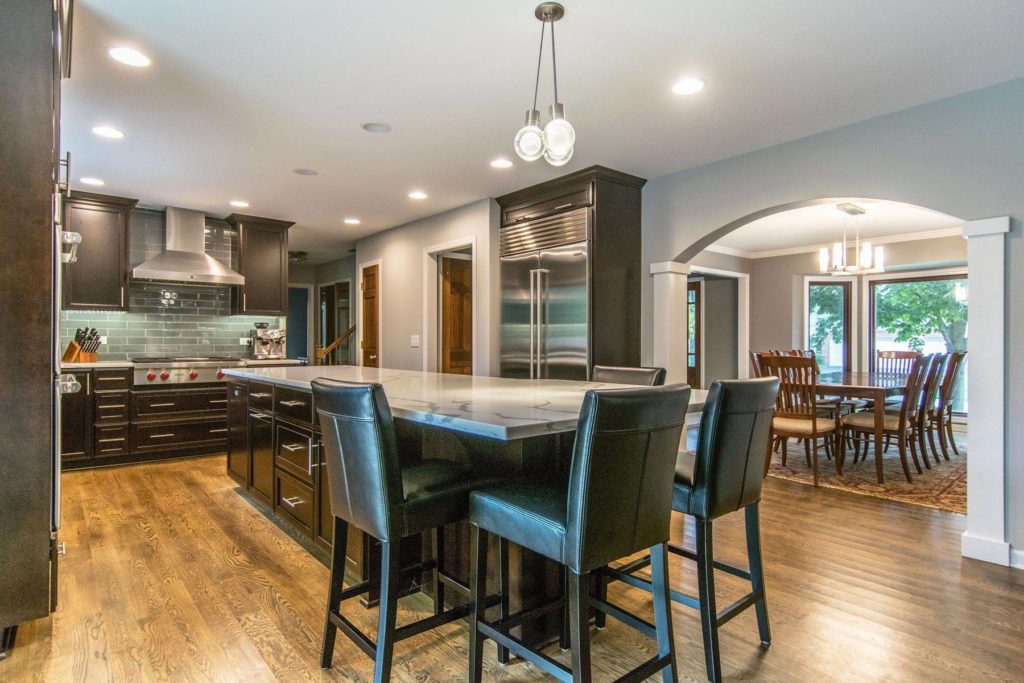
[227,214,294,315]
[63,192,138,311]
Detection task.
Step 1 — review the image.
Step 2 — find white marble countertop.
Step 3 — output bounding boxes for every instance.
[222,365,707,441]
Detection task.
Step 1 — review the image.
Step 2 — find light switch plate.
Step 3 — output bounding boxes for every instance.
[239,337,251,345]
[410,335,420,348]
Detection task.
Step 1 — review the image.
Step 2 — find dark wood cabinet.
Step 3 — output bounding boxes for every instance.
[227,214,294,315]
[249,410,274,505]
[226,382,249,485]
[62,192,137,311]
[60,371,92,461]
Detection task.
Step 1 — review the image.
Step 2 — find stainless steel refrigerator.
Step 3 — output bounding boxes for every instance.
[500,208,589,381]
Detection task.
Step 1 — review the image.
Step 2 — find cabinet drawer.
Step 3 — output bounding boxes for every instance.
[276,469,314,537]
[275,422,314,483]
[502,185,592,226]
[94,392,130,423]
[249,382,274,412]
[274,386,313,425]
[133,389,228,420]
[133,420,227,453]
[92,368,131,392]
[94,425,129,457]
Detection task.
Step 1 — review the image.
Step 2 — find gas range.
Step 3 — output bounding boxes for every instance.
[131,356,242,386]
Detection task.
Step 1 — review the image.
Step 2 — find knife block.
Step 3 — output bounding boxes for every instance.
[61,341,97,364]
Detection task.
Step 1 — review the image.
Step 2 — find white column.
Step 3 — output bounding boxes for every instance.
[650,261,691,385]
[961,216,1011,566]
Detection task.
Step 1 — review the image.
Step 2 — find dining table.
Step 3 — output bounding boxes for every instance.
[817,370,910,484]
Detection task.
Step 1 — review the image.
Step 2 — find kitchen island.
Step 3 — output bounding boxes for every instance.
[221,365,706,645]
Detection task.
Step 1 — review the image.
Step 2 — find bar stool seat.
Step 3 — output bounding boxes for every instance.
[470,481,567,564]
[399,459,490,535]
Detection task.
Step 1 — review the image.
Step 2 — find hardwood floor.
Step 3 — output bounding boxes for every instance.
[4,455,1022,682]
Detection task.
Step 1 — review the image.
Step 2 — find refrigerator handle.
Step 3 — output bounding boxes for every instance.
[528,269,536,379]
[537,269,549,379]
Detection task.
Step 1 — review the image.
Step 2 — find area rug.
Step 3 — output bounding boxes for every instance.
[767,437,967,514]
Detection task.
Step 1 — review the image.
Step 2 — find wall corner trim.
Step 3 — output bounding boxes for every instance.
[962,216,1010,238]
[1011,546,1024,570]
[650,261,691,276]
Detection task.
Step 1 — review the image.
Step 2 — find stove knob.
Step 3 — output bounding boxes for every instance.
[160,371,170,381]
[189,370,199,380]
[216,370,225,379]
[146,371,157,381]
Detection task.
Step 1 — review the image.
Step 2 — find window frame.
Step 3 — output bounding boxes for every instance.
[802,275,857,372]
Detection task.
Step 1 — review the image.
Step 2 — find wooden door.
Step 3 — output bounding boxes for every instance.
[441,256,473,375]
[361,264,379,367]
[687,280,702,388]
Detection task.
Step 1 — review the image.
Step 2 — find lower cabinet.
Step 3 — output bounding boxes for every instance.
[226,382,249,484]
[275,468,315,538]
[60,370,93,462]
[249,411,275,504]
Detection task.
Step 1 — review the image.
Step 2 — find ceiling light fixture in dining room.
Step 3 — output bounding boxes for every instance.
[513,3,575,167]
[819,202,885,275]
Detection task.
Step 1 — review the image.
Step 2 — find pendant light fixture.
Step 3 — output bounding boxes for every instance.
[514,3,575,166]
[819,203,885,275]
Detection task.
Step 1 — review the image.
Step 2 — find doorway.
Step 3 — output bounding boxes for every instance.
[686,280,702,388]
[318,281,352,365]
[286,286,312,361]
[439,249,473,375]
[360,263,380,367]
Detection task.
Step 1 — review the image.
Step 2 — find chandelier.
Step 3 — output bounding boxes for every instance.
[513,3,575,167]
[819,203,885,275]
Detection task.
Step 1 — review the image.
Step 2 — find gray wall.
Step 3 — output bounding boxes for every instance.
[696,275,739,385]
[354,199,500,374]
[641,77,1024,550]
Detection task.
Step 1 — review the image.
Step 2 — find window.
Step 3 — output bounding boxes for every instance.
[870,274,968,412]
[807,281,852,373]
[687,280,701,388]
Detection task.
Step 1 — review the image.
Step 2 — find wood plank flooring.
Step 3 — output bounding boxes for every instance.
[3,455,1023,682]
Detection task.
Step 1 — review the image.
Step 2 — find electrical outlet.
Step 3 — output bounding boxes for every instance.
[239,337,252,345]
[410,335,420,348]
[99,336,107,344]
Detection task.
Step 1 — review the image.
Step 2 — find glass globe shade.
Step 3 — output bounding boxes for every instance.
[543,117,575,157]
[543,144,573,167]
[514,125,545,161]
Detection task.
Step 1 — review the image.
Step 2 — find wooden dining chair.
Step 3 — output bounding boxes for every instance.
[927,351,965,461]
[876,350,919,375]
[917,353,950,465]
[842,354,932,482]
[750,351,765,377]
[760,354,840,486]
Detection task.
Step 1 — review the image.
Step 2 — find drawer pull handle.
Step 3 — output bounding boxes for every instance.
[150,433,176,439]
[281,496,304,508]
[100,447,123,453]
[209,399,228,404]
[97,377,124,382]
[279,400,307,407]
[554,202,574,210]
[250,412,272,423]
[150,402,176,408]
[209,428,228,434]
[281,443,305,452]
[250,392,271,398]
[98,437,125,443]
[100,404,126,409]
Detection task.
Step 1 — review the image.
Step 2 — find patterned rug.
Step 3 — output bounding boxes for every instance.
[767,436,967,514]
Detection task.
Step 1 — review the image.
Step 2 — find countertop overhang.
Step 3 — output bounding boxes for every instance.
[222,365,707,441]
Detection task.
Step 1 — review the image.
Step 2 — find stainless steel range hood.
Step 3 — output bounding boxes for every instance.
[132,207,244,286]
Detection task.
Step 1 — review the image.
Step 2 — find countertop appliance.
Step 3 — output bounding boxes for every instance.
[251,324,286,360]
[500,207,589,381]
[131,356,241,385]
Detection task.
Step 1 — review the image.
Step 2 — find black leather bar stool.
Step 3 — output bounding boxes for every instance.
[468,384,692,683]
[312,379,504,683]
[606,378,780,683]
[591,364,667,386]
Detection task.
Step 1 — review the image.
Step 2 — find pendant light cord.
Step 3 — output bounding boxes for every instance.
[532,21,546,112]
[551,21,559,103]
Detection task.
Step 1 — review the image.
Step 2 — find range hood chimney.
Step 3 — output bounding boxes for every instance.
[131,207,244,286]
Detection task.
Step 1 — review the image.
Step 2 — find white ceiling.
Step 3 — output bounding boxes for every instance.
[64,1,1024,263]
[712,198,963,255]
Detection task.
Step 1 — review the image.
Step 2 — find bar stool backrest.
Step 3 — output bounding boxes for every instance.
[312,379,403,542]
[591,365,667,386]
[689,378,780,520]
[565,384,691,574]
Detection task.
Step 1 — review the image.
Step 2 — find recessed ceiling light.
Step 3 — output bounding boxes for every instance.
[292,168,318,176]
[362,122,392,134]
[229,200,250,208]
[408,190,428,200]
[671,77,706,95]
[490,158,514,169]
[108,46,151,67]
[79,177,105,186]
[92,126,124,139]
[343,218,361,225]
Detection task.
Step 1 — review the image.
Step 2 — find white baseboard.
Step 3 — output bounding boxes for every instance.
[1011,547,1024,570]
[961,531,1011,566]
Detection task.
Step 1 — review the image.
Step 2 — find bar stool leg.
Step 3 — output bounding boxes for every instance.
[594,565,607,629]
[696,519,722,683]
[433,525,445,616]
[568,570,593,683]
[468,525,489,683]
[744,504,771,647]
[374,540,400,683]
[650,543,679,683]
[320,519,349,669]
[560,567,571,651]
[498,537,510,664]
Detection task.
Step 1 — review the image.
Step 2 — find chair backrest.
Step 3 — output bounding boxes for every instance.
[312,379,404,542]
[749,351,765,377]
[897,354,933,424]
[564,384,691,574]
[937,351,967,410]
[591,365,666,386]
[919,353,950,414]
[877,350,919,375]
[758,354,819,419]
[688,378,780,520]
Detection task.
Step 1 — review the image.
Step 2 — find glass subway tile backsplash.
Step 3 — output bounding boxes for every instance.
[60,208,279,360]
